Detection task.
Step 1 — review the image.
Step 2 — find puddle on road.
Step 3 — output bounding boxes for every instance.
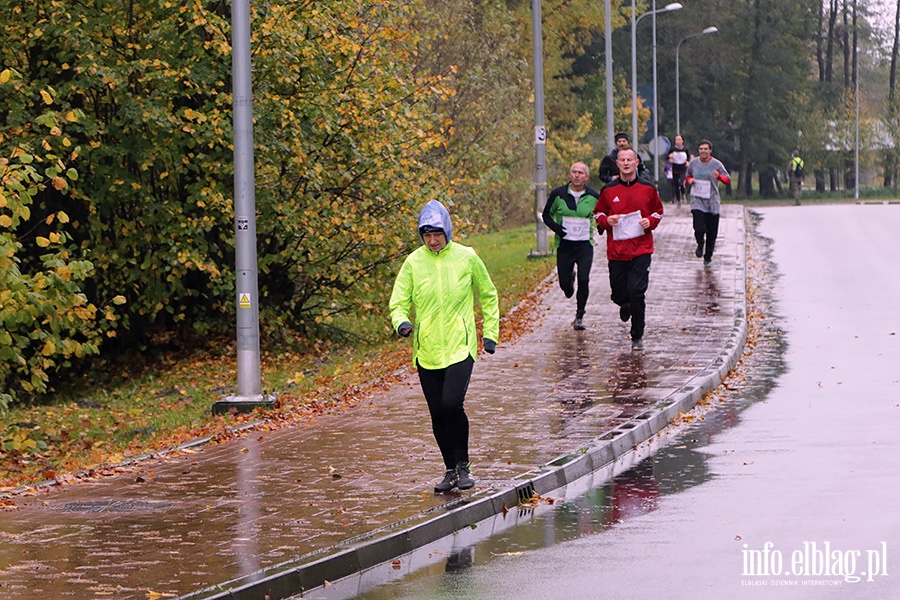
[322,213,788,600]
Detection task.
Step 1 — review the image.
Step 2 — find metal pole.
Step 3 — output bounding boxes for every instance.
[214,0,274,413]
[652,0,659,183]
[631,0,638,146]
[605,0,615,150]
[676,38,681,135]
[531,0,549,255]
[854,0,860,200]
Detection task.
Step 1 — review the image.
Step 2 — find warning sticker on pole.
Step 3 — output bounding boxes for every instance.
[239,293,252,309]
[535,126,546,145]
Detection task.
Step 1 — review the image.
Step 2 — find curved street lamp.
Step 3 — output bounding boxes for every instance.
[631,0,682,170]
[675,26,718,135]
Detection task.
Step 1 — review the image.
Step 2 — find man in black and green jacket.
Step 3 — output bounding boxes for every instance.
[542,161,601,330]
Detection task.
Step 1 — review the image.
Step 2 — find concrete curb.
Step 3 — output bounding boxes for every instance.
[180,209,748,600]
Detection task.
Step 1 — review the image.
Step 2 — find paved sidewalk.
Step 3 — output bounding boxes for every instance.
[0,205,746,600]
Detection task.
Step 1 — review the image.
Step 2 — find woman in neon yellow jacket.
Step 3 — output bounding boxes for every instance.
[390,200,500,493]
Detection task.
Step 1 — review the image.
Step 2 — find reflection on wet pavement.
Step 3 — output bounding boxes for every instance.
[350,212,784,600]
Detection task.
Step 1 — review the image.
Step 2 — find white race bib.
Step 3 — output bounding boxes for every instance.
[561,216,591,241]
[612,210,644,241]
[692,179,712,199]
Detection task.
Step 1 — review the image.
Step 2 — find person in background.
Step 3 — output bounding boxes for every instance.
[389,200,500,493]
[667,134,690,205]
[685,139,731,267]
[594,147,664,350]
[664,158,675,203]
[789,149,804,206]
[542,161,600,331]
[599,132,651,184]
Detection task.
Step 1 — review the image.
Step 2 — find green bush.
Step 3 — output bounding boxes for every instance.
[0,71,121,408]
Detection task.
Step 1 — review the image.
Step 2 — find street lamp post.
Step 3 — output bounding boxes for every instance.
[213,0,275,414]
[605,0,614,150]
[631,1,682,165]
[675,26,718,135]
[531,0,549,255]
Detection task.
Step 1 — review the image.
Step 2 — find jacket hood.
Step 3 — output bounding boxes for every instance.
[417,199,453,243]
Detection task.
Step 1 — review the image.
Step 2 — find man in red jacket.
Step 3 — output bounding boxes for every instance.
[594,147,664,350]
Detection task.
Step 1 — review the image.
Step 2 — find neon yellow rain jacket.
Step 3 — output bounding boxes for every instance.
[389,201,499,369]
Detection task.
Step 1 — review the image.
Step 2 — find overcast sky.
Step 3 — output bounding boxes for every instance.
[870,0,895,26]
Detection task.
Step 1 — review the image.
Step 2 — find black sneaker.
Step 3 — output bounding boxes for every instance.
[619,304,631,322]
[703,258,712,267]
[434,468,458,493]
[456,462,475,490]
[631,338,644,351]
[695,243,704,258]
[573,318,586,330]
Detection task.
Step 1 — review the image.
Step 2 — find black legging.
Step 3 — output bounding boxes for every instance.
[671,166,687,203]
[556,239,593,319]
[417,356,474,469]
[692,209,720,260]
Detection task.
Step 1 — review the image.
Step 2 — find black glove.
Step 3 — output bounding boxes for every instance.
[397,321,413,337]
[555,225,567,238]
[483,338,496,354]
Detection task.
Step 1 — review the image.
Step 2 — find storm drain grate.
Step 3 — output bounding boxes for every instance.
[515,483,535,503]
[59,499,173,513]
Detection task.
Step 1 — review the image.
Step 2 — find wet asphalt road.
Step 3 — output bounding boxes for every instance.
[347,203,900,600]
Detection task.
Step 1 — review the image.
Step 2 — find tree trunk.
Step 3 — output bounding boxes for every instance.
[825,0,837,84]
[842,0,850,90]
[885,0,900,188]
[758,168,777,198]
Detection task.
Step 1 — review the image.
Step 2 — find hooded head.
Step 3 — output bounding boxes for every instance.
[417,199,453,244]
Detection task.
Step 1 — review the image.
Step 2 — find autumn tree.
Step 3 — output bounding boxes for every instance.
[0,71,121,407]
[0,0,575,388]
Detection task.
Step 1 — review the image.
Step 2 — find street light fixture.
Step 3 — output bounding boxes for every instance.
[631,0,682,173]
[675,26,718,135]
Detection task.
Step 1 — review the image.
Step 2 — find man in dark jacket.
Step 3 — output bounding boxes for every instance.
[599,132,651,185]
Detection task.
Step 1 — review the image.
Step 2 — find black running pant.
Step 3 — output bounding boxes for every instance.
[692,209,720,261]
[417,356,474,469]
[608,253,652,341]
[557,239,593,319]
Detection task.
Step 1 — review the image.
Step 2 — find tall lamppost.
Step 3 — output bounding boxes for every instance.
[605,0,614,150]
[213,0,275,414]
[631,1,682,162]
[675,26,718,135]
[530,0,549,255]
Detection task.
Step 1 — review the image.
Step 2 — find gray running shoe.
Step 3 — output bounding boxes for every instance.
[456,462,475,490]
[434,468,458,493]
